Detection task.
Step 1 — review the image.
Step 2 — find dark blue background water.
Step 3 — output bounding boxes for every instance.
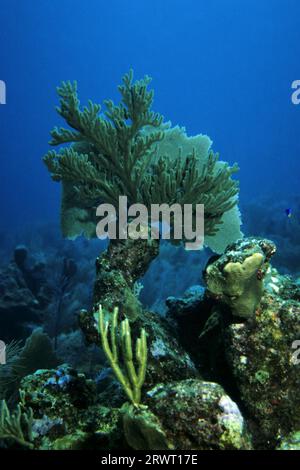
[0,0,299,232]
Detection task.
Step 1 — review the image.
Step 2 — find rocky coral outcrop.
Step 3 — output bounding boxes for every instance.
[165,237,300,449]
[225,274,300,447]
[19,364,125,450]
[93,238,160,321]
[4,236,299,452]
[124,379,251,450]
[204,237,276,318]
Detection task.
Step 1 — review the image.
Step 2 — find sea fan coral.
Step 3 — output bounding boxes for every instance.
[43,70,241,252]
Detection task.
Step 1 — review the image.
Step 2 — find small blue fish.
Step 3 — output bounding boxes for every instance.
[285,208,292,218]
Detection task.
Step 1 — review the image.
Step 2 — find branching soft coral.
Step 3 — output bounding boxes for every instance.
[44,71,164,208]
[43,70,241,246]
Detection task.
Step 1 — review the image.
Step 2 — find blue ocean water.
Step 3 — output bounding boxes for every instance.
[0,0,299,232]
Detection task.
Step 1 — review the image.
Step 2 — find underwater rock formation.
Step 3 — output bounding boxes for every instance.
[225,272,300,447]
[166,237,300,449]
[204,237,276,318]
[1,235,299,451]
[93,238,159,320]
[122,379,252,450]
[143,379,252,450]
[17,364,124,450]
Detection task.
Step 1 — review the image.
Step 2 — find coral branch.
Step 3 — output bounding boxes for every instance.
[98,305,147,406]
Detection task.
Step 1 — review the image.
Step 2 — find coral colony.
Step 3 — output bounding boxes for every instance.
[0,72,299,451]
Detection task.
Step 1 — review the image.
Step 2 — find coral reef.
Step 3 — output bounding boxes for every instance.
[79,307,199,391]
[224,273,300,447]
[13,364,124,450]
[143,379,251,450]
[1,236,299,451]
[167,237,300,449]
[2,73,298,452]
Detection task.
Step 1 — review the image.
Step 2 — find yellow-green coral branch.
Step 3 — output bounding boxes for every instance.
[98,305,147,406]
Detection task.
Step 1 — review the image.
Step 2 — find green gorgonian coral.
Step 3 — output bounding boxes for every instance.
[98,305,147,406]
[43,70,241,253]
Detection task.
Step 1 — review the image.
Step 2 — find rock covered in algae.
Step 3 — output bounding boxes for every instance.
[165,237,300,449]
[225,273,300,447]
[19,364,125,450]
[204,237,276,318]
[166,285,206,318]
[93,238,160,321]
[137,379,252,450]
[133,310,199,390]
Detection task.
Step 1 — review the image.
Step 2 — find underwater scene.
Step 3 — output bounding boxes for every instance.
[0,0,300,458]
